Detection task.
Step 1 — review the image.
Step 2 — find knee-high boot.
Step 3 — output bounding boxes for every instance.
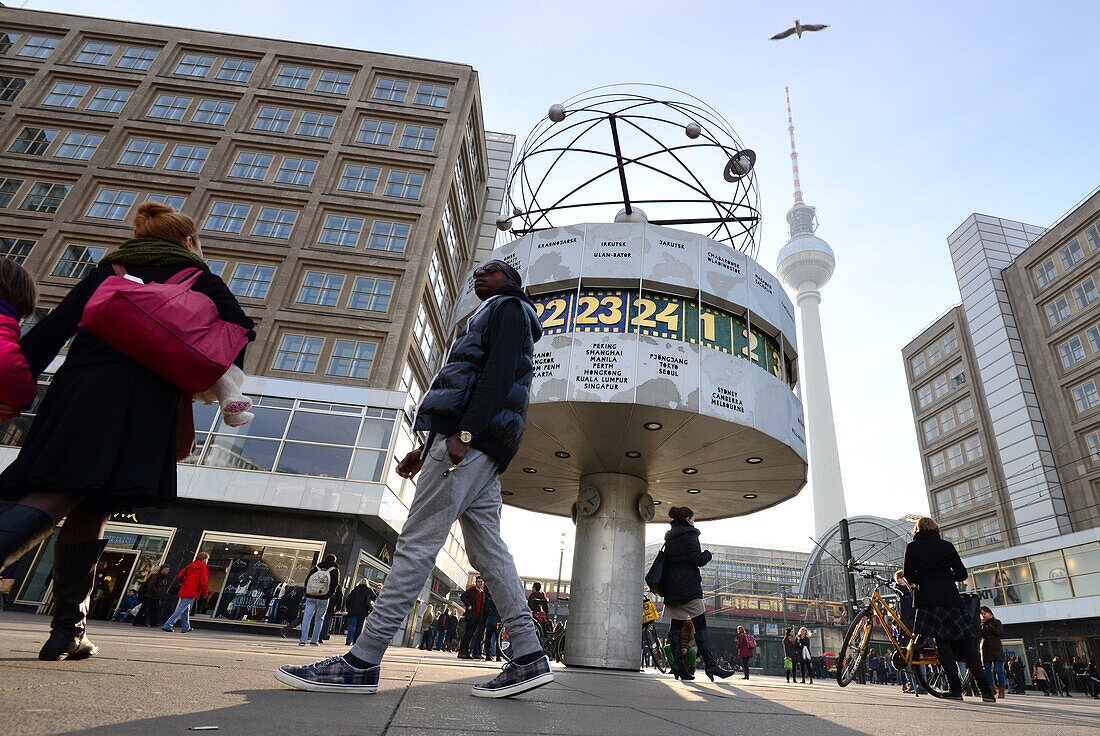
[38,538,108,661]
[667,626,693,681]
[0,503,54,569]
[695,628,734,681]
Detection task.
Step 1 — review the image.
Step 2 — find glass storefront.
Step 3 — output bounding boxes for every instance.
[353,550,390,588]
[192,531,325,625]
[969,541,1100,606]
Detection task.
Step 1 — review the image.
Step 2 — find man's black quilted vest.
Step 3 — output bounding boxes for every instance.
[414,292,538,463]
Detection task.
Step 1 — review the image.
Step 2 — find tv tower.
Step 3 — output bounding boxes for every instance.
[775,87,849,539]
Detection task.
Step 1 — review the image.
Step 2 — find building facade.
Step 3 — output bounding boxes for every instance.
[0,7,506,639]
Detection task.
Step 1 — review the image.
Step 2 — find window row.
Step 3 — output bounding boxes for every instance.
[933,473,993,515]
[944,516,1002,552]
[0,177,72,214]
[1072,378,1100,415]
[41,81,133,114]
[929,434,983,479]
[1056,320,1100,371]
[1045,274,1098,328]
[921,397,975,443]
[295,271,395,312]
[0,32,60,59]
[969,542,1100,606]
[273,333,379,381]
[1033,222,1100,289]
[910,328,958,377]
[915,362,965,409]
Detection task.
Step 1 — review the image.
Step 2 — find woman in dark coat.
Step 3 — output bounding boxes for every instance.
[0,202,254,661]
[783,627,800,683]
[660,505,732,681]
[903,517,995,703]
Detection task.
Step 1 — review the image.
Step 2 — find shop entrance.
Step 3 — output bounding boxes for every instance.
[89,550,138,620]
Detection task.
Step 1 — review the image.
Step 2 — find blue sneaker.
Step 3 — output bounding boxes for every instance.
[471,655,554,698]
[274,655,379,694]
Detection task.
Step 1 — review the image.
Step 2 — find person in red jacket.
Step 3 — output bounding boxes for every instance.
[737,625,755,680]
[0,258,37,411]
[162,553,210,633]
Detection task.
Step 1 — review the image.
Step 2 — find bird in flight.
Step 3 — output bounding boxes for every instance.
[770,20,829,40]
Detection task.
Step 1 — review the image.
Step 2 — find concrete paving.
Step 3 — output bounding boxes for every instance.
[1,611,1097,736]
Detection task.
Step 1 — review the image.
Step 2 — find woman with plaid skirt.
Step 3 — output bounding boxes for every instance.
[902,517,996,703]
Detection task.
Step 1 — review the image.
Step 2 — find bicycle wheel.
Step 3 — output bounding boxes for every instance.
[644,623,669,673]
[555,623,567,663]
[911,638,977,699]
[837,609,873,687]
[497,627,514,663]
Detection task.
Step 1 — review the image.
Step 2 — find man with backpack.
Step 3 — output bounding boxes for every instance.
[299,554,339,647]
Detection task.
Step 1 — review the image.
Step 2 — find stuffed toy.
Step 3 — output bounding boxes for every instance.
[194,364,254,427]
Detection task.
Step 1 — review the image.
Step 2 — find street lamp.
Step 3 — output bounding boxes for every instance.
[554,532,566,624]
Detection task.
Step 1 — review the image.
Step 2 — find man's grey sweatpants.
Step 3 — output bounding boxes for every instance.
[350,436,541,664]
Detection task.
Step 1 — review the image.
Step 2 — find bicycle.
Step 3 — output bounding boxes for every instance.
[497,613,567,663]
[836,561,974,698]
[642,594,669,673]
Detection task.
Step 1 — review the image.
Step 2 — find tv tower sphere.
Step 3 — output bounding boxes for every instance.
[776,215,835,292]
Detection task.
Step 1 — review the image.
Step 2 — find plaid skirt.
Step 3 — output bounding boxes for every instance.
[913,605,979,640]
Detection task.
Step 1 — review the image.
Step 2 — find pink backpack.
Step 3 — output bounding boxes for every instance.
[79,265,249,395]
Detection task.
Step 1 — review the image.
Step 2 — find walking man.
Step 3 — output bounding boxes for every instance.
[162,553,209,633]
[979,605,1007,699]
[459,576,488,658]
[275,259,550,698]
[132,565,169,627]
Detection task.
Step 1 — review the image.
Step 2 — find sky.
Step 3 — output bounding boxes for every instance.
[25,1,1100,577]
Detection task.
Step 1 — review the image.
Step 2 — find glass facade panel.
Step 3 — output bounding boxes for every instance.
[285,410,359,445]
[276,442,353,478]
[202,435,280,471]
[349,449,387,482]
[357,417,395,448]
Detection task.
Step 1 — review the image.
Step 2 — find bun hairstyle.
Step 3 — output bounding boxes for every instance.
[0,257,37,318]
[667,505,694,522]
[133,200,196,245]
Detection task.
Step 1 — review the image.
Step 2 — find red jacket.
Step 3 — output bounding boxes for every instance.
[175,560,209,599]
[737,632,754,659]
[0,311,36,408]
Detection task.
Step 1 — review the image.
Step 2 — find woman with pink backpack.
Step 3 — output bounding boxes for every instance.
[0,201,254,661]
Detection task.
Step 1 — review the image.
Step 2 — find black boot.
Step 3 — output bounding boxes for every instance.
[0,503,54,569]
[667,626,693,680]
[38,538,107,661]
[695,629,734,681]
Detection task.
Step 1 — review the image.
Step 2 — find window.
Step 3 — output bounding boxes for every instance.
[229,151,273,180]
[296,112,336,138]
[206,260,226,277]
[923,418,939,442]
[963,435,982,462]
[274,334,323,372]
[1047,296,1070,327]
[87,87,131,113]
[949,364,966,388]
[86,189,136,220]
[400,361,423,406]
[117,46,157,70]
[1088,225,1100,252]
[1060,239,1084,270]
[358,119,395,145]
[927,341,942,367]
[0,177,21,207]
[1090,325,1100,354]
[348,276,394,312]
[228,263,276,299]
[368,221,409,252]
[145,193,185,209]
[0,76,27,101]
[251,207,297,239]
[328,340,376,379]
[175,53,215,77]
[192,99,234,125]
[917,384,933,409]
[317,70,353,94]
[148,94,191,120]
[385,170,424,199]
[203,202,251,233]
[946,444,964,470]
[442,202,459,263]
[0,33,19,55]
[0,237,34,264]
[413,302,430,345]
[1060,337,1086,368]
[455,161,472,225]
[1073,278,1097,310]
[939,407,956,434]
[20,182,69,213]
[957,397,974,423]
[1073,380,1100,413]
[935,488,955,514]
[217,58,255,82]
[1034,258,1057,287]
[55,132,103,161]
[297,271,344,306]
[400,125,438,152]
[414,83,449,108]
[44,82,89,108]
[164,144,210,173]
[930,451,947,478]
[319,215,363,246]
[253,106,292,133]
[75,41,116,65]
[119,139,165,167]
[19,36,59,59]
[911,352,927,377]
[1087,432,1100,462]
[972,475,992,502]
[274,65,312,89]
[52,245,104,278]
[339,164,380,193]
[373,77,408,102]
[429,250,448,313]
[10,127,55,156]
[274,157,317,186]
[943,329,958,354]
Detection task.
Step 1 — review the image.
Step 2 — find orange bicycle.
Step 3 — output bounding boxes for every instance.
[837,562,975,698]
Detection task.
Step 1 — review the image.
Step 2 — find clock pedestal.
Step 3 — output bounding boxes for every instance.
[565,472,647,670]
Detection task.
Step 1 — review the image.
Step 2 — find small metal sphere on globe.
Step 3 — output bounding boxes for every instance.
[685,122,702,139]
[613,206,648,223]
[495,216,512,232]
[512,205,522,217]
[548,104,566,123]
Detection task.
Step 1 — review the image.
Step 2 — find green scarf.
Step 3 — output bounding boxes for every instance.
[101,238,209,272]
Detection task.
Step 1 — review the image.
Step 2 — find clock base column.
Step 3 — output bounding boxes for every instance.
[564,472,647,670]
